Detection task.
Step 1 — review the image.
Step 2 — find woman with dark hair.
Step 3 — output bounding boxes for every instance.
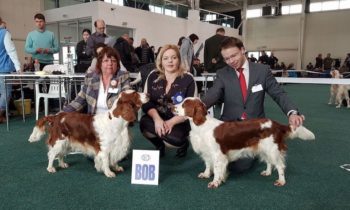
[179,33,199,72]
[75,28,92,73]
[140,44,196,157]
[63,46,130,114]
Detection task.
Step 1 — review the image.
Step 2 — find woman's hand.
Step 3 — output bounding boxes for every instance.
[154,118,166,137]
[164,116,186,134]
[164,118,176,134]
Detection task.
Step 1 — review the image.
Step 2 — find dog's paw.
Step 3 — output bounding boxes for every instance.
[59,163,69,168]
[274,180,286,187]
[260,170,271,176]
[47,167,56,173]
[115,166,124,172]
[104,170,116,178]
[198,172,211,179]
[208,180,221,188]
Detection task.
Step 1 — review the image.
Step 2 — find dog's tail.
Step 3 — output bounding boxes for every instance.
[288,125,315,141]
[28,115,55,143]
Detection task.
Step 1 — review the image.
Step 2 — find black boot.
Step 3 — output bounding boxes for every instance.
[175,141,189,158]
[148,137,165,157]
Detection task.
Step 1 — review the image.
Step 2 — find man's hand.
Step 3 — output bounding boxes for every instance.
[288,114,305,129]
[43,48,50,54]
[36,48,43,54]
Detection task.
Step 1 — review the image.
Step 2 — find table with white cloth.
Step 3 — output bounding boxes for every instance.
[0,72,85,130]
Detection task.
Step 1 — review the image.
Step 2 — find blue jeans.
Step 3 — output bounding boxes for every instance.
[0,74,12,110]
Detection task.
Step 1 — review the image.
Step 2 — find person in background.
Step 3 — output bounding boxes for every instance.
[306,62,314,71]
[86,19,107,57]
[177,36,185,49]
[114,34,135,72]
[25,13,59,70]
[315,53,323,71]
[249,54,257,63]
[204,28,226,73]
[0,17,21,123]
[75,29,93,73]
[180,33,199,72]
[135,38,154,67]
[140,44,196,157]
[323,53,333,77]
[202,37,305,173]
[63,46,130,114]
[258,51,269,65]
[268,52,278,69]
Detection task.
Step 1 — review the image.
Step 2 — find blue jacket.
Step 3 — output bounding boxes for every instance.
[0,28,15,73]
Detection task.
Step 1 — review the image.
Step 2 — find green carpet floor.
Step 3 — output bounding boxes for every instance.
[0,84,349,210]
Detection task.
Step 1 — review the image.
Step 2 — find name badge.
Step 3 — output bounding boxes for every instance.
[252,84,263,93]
[131,150,159,185]
[108,88,119,94]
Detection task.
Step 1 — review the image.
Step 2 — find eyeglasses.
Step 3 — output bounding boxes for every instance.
[102,59,118,64]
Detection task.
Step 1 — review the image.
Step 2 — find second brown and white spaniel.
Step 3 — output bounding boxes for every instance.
[28,90,148,178]
[175,98,315,188]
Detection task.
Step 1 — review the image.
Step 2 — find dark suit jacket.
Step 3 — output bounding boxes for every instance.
[202,62,297,121]
[204,34,226,73]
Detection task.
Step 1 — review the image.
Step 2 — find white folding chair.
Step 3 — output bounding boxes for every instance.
[35,65,67,120]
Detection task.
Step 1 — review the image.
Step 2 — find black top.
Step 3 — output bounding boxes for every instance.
[142,71,195,120]
[76,40,92,64]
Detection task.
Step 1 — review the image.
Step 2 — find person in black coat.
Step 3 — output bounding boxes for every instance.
[204,28,226,73]
[75,29,92,73]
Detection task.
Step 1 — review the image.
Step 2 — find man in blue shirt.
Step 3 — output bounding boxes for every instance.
[0,17,21,123]
[25,13,59,70]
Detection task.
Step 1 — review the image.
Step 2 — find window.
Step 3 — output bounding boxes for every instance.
[222,23,231,27]
[281,4,302,15]
[205,14,217,21]
[290,4,302,14]
[164,9,176,17]
[149,5,163,14]
[247,9,262,18]
[111,0,123,6]
[340,0,350,8]
[310,2,322,12]
[149,5,176,17]
[310,0,350,12]
[322,1,339,11]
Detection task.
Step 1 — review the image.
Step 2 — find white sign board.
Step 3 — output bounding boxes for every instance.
[131,150,159,185]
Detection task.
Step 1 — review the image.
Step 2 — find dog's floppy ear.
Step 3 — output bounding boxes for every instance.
[112,102,136,122]
[193,103,207,125]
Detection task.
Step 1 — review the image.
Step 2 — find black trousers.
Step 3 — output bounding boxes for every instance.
[139,114,190,148]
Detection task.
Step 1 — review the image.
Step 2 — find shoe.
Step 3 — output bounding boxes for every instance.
[175,141,189,158]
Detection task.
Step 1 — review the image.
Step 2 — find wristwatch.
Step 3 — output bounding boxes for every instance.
[288,110,300,116]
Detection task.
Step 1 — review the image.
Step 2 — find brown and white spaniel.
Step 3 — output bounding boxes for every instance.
[175,98,315,188]
[28,90,148,177]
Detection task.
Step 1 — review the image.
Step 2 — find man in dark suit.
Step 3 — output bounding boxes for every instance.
[204,28,227,73]
[202,37,305,172]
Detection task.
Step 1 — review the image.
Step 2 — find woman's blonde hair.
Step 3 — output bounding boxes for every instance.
[156,44,186,80]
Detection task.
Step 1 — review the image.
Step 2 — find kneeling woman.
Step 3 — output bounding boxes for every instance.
[140,44,196,157]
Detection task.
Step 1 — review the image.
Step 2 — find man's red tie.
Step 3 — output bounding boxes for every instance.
[238,68,247,119]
